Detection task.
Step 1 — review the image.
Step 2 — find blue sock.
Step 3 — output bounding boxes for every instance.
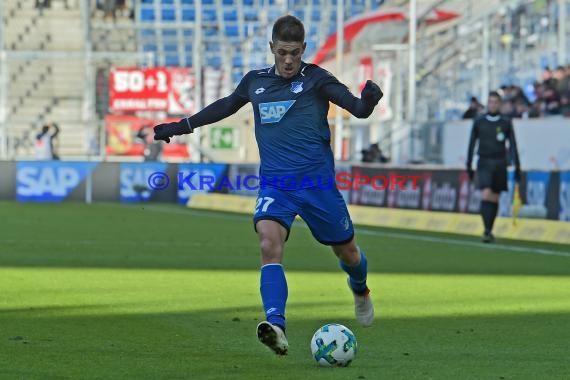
[260,264,288,331]
[340,248,368,294]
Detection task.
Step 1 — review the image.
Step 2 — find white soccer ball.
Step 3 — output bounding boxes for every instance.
[310,323,357,367]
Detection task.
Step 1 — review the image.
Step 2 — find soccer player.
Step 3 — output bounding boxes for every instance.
[154,15,383,355]
[466,91,521,243]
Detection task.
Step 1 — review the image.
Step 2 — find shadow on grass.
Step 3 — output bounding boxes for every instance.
[1,303,569,380]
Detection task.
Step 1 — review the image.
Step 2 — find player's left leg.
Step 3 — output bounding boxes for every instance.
[253,188,297,355]
[298,187,374,326]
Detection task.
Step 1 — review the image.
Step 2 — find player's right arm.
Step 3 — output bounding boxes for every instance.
[154,74,250,143]
[466,118,479,180]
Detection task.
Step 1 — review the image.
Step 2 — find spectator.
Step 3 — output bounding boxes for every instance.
[543,87,561,115]
[514,100,530,119]
[136,125,162,161]
[361,143,389,163]
[35,123,60,160]
[528,100,544,118]
[554,66,566,94]
[462,96,484,119]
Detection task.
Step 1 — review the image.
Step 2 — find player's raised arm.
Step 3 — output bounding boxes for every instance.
[319,77,383,118]
[154,83,249,143]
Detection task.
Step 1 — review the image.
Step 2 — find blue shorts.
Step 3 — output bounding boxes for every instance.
[253,187,354,245]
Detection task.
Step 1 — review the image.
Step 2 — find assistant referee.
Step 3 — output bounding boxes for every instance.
[466,91,521,243]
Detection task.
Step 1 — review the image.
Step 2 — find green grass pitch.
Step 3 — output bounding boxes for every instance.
[1,201,570,380]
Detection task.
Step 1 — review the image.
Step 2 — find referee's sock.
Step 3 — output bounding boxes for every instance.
[481,200,498,234]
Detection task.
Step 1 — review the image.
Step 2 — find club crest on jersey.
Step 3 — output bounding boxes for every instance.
[290,81,303,94]
[259,100,296,124]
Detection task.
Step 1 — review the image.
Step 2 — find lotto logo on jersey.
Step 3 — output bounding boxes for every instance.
[259,100,296,124]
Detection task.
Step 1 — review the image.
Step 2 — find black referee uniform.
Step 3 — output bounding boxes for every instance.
[466,112,521,240]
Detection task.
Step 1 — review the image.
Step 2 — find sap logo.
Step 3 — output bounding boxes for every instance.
[17,166,80,197]
[120,167,156,199]
[259,100,295,124]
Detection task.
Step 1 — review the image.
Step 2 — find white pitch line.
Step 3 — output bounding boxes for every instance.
[355,228,570,258]
[144,205,570,258]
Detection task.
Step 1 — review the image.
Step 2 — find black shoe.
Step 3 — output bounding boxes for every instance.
[482,232,495,243]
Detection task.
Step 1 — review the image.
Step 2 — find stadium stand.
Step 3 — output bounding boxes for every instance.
[134,0,386,87]
[0,0,567,160]
[2,0,88,157]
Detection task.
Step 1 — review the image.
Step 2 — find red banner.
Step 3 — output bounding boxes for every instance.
[105,115,189,158]
[108,67,195,114]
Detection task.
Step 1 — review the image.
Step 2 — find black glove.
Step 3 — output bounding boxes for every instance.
[361,80,383,105]
[153,118,192,143]
[514,167,521,182]
[467,167,474,181]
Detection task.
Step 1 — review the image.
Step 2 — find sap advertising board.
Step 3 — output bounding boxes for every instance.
[16,161,98,202]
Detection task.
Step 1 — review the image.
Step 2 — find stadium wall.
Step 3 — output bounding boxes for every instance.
[1,160,569,244]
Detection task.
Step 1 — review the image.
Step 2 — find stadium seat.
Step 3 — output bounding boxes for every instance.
[205,41,220,52]
[232,55,243,67]
[143,44,157,52]
[206,56,222,68]
[162,28,177,37]
[222,0,235,4]
[183,29,193,37]
[203,8,217,22]
[182,9,195,21]
[244,9,258,21]
[184,54,193,67]
[204,27,218,37]
[311,10,320,21]
[225,25,239,37]
[161,8,176,21]
[181,0,193,4]
[224,10,238,21]
[140,8,155,21]
[164,44,178,52]
[202,0,214,4]
[140,28,155,37]
[165,54,180,66]
[161,0,175,4]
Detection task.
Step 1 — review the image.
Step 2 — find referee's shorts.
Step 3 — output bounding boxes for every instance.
[476,158,508,193]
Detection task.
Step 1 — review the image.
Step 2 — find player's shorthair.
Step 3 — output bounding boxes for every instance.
[272,15,305,43]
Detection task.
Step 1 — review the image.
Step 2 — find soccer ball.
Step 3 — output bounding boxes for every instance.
[310,323,357,367]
